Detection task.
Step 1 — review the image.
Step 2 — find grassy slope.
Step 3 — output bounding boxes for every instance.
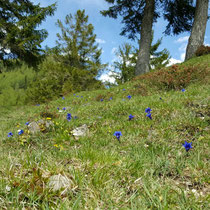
[0,55,209,209]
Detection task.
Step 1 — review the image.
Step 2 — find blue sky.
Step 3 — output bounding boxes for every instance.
[31,0,210,82]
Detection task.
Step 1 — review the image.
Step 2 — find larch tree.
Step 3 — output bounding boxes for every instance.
[0,0,56,66]
[55,10,106,91]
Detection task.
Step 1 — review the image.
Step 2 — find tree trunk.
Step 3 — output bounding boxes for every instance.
[135,0,154,76]
[185,0,209,61]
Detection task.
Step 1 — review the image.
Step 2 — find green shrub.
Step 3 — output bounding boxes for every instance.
[26,56,104,104]
[0,63,36,106]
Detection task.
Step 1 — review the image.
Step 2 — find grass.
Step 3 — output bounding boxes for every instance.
[0,55,210,209]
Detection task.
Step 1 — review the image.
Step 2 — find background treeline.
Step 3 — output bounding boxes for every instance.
[0,4,106,106]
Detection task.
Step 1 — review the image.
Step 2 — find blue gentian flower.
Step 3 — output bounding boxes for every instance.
[182,141,192,152]
[74,116,78,119]
[36,104,40,106]
[160,97,162,100]
[114,131,122,142]
[62,96,65,99]
[127,95,132,99]
[25,122,29,126]
[123,89,126,91]
[57,107,60,110]
[109,97,113,100]
[8,132,13,137]
[181,89,186,92]
[146,113,152,120]
[63,107,66,111]
[18,130,24,135]
[100,99,103,102]
[66,113,72,121]
[145,107,152,113]
[129,114,134,120]
[81,96,83,98]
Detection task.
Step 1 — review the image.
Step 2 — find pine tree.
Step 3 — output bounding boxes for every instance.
[0,0,56,66]
[56,10,106,79]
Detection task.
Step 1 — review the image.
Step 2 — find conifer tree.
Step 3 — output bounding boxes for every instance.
[0,0,56,66]
[56,10,106,79]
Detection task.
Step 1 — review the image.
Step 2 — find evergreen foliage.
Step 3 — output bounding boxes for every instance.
[27,10,105,103]
[55,10,106,77]
[112,36,170,84]
[0,0,56,66]
[0,63,35,106]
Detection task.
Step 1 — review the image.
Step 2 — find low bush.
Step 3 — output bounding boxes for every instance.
[134,64,210,91]
[195,45,210,57]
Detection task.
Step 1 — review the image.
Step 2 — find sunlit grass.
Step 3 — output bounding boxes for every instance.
[0,55,209,209]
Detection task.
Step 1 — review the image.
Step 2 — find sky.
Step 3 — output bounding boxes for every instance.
[31,0,210,83]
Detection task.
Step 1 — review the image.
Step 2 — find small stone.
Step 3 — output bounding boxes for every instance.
[28,122,40,134]
[72,124,89,139]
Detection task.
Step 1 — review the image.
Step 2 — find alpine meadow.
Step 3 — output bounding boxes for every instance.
[0,0,210,209]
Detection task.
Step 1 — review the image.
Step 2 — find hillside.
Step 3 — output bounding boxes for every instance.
[0,55,209,209]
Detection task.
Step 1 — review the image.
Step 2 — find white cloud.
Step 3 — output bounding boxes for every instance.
[204,42,210,46]
[167,58,182,66]
[181,53,186,61]
[175,36,189,43]
[96,38,106,44]
[99,71,117,84]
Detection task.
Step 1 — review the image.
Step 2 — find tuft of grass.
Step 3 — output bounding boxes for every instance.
[0,55,210,209]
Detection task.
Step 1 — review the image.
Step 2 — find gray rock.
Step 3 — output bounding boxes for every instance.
[72,124,89,139]
[28,122,40,134]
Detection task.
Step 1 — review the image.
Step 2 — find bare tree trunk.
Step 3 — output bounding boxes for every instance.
[185,0,209,61]
[135,0,154,76]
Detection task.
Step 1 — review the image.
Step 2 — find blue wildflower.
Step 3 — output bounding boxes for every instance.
[182,141,192,152]
[63,107,66,111]
[66,113,72,121]
[145,107,152,113]
[100,99,103,102]
[146,113,152,120]
[18,130,24,135]
[114,131,122,142]
[127,95,132,99]
[36,104,40,106]
[123,89,126,91]
[57,107,60,110]
[160,97,162,100]
[25,122,29,126]
[74,116,78,119]
[8,132,13,137]
[62,96,65,99]
[129,114,134,121]
[181,89,186,92]
[109,97,113,100]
